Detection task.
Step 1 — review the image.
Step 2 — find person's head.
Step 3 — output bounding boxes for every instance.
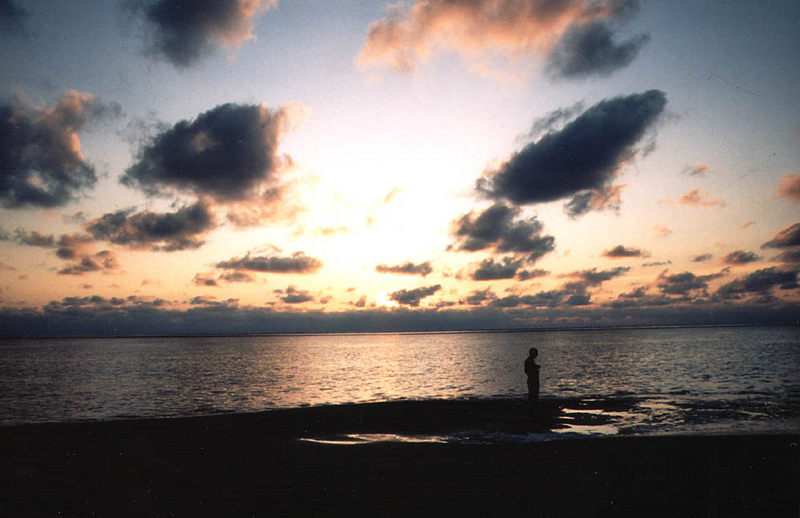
[529,347,538,358]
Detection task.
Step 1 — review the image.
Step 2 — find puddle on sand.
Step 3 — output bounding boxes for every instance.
[299,433,448,445]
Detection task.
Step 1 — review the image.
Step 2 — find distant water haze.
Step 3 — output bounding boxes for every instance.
[1,327,798,435]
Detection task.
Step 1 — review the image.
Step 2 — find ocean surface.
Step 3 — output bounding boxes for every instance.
[1,326,798,436]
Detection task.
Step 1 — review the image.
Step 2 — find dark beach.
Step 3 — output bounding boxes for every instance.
[1,398,797,517]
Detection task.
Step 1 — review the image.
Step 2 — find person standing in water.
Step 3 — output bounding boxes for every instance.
[524,347,540,413]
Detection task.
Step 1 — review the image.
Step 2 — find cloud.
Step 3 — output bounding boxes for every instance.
[3,295,799,337]
[772,249,800,264]
[716,267,799,301]
[358,0,646,79]
[279,286,314,304]
[657,270,723,297]
[602,244,648,258]
[761,222,800,250]
[460,288,496,306]
[58,250,119,276]
[216,249,322,274]
[761,222,800,264]
[723,250,761,265]
[682,163,710,176]
[679,189,725,207]
[654,224,672,237]
[517,268,549,281]
[523,102,584,141]
[12,228,100,265]
[122,102,303,202]
[0,91,120,208]
[450,203,555,262]
[774,173,800,202]
[127,0,277,67]
[375,261,433,277]
[470,257,525,281]
[478,90,666,215]
[642,260,671,267]
[219,271,255,283]
[0,0,28,36]
[561,266,629,290]
[692,253,713,263]
[190,296,238,307]
[389,284,441,306]
[192,274,218,287]
[13,229,56,248]
[563,183,625,218]
[86,201,215,251]
[546,20,649,78]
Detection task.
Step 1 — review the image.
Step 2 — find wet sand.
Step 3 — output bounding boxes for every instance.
[1,398,797,517]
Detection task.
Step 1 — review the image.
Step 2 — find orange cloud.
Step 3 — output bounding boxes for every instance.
[679,189,725,207]
[774,172,800,202]
[358,0,632,75]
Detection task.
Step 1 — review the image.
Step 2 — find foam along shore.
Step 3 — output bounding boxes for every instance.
[0,398,797,516]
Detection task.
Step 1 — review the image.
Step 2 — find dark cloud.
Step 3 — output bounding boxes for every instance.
[657,270,723,297]
[122,102,299,201]
[716,267,799,301]
[642,260,671,267]
[3,297,799,338]
[0,91,119,208]
[0,0,28,36]
[280,286,314,304]
[562,266,630,290]
[13,229,97,263]
[470,257,524,281]
[58,250,119,276]
[460,288,495,306]
[773,249,800,264]
[523,102,584,141]
[723,250,761,265]
[547,20,649,78]
[479,91,666,215]
[602,244,648,258]
[450,203,555,262]
[190,296,238,307]
[86,201,215,251]
[219,271,255,283]
[563,184,625,218]
[389,285,441,307]
[13,229,55,248]
[692,253,713,263]
[127,0,276,67]
[516,268,548,281]
[375,261,433,277]
[216,250,322,274]
[192,274,218,287]
[761,223,800,249]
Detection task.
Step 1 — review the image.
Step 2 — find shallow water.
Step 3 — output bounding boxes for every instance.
[0,326,798,435]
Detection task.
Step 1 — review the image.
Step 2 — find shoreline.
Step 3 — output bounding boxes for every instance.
[1,398,797,516]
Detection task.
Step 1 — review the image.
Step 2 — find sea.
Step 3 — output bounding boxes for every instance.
[1,326,798,437]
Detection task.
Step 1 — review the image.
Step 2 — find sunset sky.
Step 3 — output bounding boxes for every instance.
[1,0,798,336]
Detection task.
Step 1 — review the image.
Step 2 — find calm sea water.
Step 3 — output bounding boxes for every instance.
[1,326,798,435]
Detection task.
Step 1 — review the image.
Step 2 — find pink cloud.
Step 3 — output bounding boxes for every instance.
[774,172,800,202]
[358,0,635,75]
[679,189,725,207]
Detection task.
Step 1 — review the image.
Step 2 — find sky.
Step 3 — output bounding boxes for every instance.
[0,0,798,336]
